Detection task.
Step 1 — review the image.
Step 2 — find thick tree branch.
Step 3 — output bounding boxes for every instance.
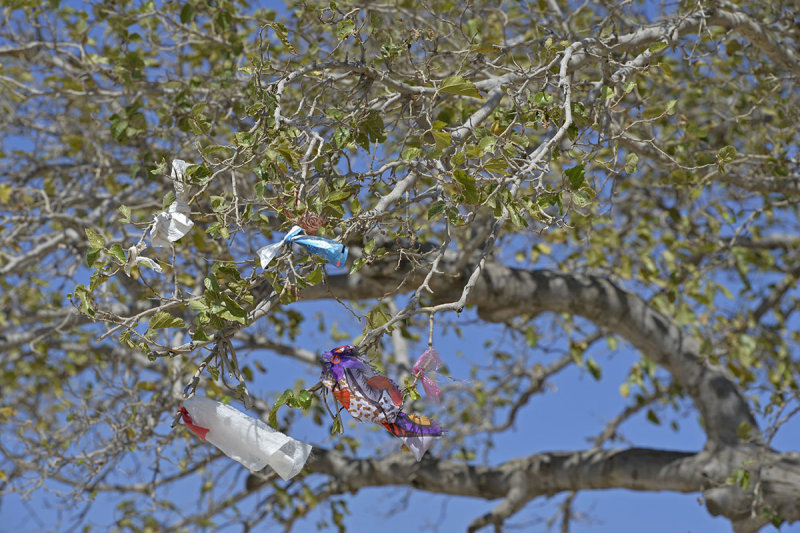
[568,7,800,77]
[305,256,755,446]
[254,445,800,528]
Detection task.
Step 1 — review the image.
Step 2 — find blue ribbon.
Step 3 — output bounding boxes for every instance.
[258,225,348,268]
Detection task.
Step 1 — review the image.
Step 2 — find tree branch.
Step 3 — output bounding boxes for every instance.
[305,256,755,446]
[284,445,800,528]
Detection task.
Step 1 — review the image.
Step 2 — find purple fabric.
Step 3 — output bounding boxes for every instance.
[321,347,364,381]
[332,357,363,381]
[319,344,446,460]
[392,412,444,436]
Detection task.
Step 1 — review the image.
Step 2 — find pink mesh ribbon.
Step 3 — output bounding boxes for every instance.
[413,348,442,403]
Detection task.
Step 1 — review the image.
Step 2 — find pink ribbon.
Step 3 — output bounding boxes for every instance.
[413,348,442,403]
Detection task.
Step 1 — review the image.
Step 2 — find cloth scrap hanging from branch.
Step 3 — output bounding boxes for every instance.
[257,225,348,268]
[413,348,443,403]
[179,396,312,481]
[320,345,444,461]
[123,243,163,276]
[150,159,194,248]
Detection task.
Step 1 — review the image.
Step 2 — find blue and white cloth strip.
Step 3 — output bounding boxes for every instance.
[257,225,348,269]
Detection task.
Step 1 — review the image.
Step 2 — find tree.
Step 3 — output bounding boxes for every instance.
[1,0,799,531]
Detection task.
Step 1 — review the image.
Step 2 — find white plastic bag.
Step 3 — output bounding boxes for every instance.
[150,159,194,248]
[181,396,311,480]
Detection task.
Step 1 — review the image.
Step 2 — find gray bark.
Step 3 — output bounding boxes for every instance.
[298,246,799,528]
[248,445,800,529]
[306,253,756,446]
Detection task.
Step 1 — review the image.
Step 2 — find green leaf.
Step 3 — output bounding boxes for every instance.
[189,299,209,312]
[327,189,352,203]
[573,189,592,207]
[363,239,375,255]
[439,75,481,98]
[273,389,294,409]
[571,102,588,121]
[119,205,131,223]
[717,145,738,164]
[0,184,11,204]
[210,196,227,212]
[220,295,248,324]
[649,41,668,53]
[333,127,351,148]
[109,113,128,141]
[430,130,451,151]
[606,335,618,350]
[306,266,324,285]
[451,152,466,167]
[402,146,422,160]
[726,39,742,56]
[336,19,354,40]
[296,389,312,410]
[427,200,446,221]
[85,228,105,249]
[625,153,639,174]
[484,158,507,173]
[349,256,366,274]
[192,327,211,342]
[586,358,602,380]
[190,114,210,134]
[737,421,752,440]
[665,99,677,115]
[86,248,100,268]
[119,330,135,349]
[565,164,585,189]
[453,170,479,203]
[624,80,636,94]
[330,416,343,435]
[477,135,497,154]
[367,306,390,329]
[235,131,257,147]
[186,164,212,184]
[108,243,126,264]
[266,21,296,54]
[74,284,95,317]
[162,190,176,211]
[534,91,553,106]
[732,468,750,490]
[506,204,524,228]
[646,409,661,425]
[269,389,295,427]
[204,276,220,295]
[357,110,386,147]
[445,206,461,225]
[200,144,232,157]
[148,312,185,329]
[179,4,193,23]
[404,377,421,400]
